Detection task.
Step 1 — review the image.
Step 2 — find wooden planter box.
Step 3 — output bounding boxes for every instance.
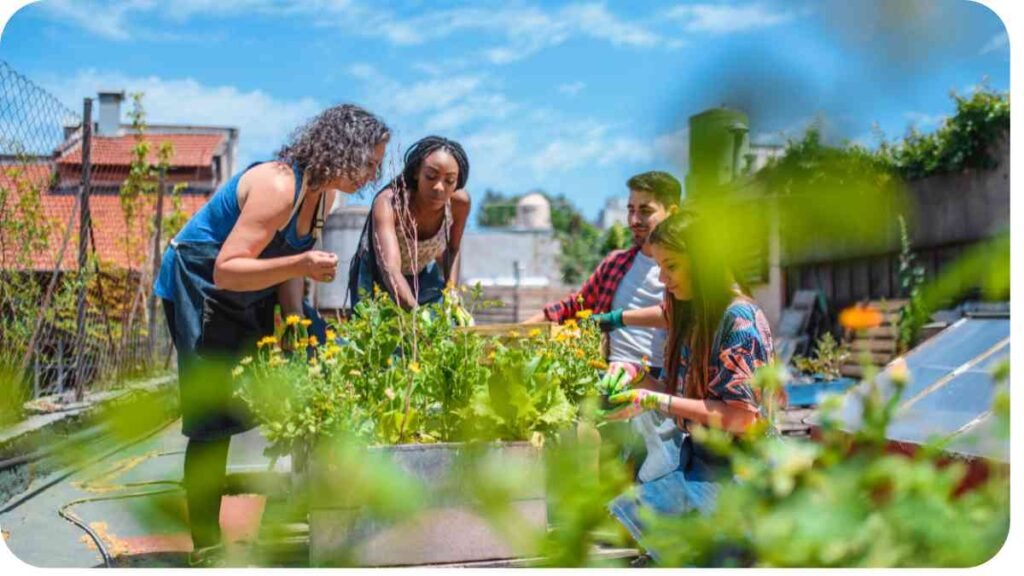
[304,441,547,567]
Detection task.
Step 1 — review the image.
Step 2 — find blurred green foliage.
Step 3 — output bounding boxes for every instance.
[878,86,1010,180]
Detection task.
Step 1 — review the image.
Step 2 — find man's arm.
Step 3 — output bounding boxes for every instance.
[523,257,612,324]
[622,305,668,328]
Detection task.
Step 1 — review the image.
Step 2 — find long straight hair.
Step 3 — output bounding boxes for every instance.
[649,209,750,400]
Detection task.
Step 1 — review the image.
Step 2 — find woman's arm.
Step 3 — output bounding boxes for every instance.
[213,163,338,291]
[664,397,759,435]
[371,191,419,310]
[277,277,305,319]
[440,189,471,288]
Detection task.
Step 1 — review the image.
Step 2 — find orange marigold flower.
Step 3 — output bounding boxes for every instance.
[839,305,884,331]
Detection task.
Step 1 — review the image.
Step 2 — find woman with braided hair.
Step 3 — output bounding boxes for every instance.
[349,136,471,310]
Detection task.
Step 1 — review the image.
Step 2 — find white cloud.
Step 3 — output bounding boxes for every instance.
[345,64,505,131]
[39,69,322,168]
[666,3,802,34]
[980,31,1009,55]
[36,0,664,64]
[558,82,586,97]
[37,0,143,40]
[528,121,657,176]
[904,111,946,129]
[654,127,690,167]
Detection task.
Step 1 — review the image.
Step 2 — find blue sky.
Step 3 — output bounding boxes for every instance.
[0,0,1010,222]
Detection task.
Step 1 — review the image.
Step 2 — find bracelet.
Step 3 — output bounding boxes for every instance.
[657,393,672,414]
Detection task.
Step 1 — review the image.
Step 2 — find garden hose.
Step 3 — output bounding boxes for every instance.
[1,416,182,568]
[57,476,183,568]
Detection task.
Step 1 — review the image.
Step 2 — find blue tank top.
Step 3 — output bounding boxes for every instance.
[154,161,321,302]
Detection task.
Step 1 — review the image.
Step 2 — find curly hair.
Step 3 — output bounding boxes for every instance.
[276,104,390,191]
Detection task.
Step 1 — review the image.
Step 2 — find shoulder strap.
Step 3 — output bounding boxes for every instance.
[278,165,306,233]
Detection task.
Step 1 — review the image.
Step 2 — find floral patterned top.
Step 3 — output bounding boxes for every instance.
[672,296,774,417]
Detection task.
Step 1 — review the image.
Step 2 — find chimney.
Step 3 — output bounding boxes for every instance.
[97,90,125,136]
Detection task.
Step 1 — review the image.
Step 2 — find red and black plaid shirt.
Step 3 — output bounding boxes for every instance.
[543,246,641,323]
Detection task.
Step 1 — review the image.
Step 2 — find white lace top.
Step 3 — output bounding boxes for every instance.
[397,202,452,275]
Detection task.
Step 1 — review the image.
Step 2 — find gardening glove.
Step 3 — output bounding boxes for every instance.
[597,361,642,396]
[591,309,625,332]
[601,389,672,422]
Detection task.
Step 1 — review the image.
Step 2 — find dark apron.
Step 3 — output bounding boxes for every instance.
[170,228,318,440]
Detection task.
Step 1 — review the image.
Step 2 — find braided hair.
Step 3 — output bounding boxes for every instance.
[396,136,470,195]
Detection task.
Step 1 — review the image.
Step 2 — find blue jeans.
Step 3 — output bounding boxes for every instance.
[608,435,728,564]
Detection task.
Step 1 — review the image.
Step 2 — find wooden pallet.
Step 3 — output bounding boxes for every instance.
[839,299,906,378]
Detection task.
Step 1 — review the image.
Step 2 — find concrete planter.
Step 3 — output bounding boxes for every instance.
[306,441,546,567]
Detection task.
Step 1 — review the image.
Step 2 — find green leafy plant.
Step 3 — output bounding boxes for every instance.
[896,215,927,353]
[792,332,850,380]
[235,286,604,461]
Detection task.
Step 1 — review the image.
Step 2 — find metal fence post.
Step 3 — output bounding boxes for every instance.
[148,173,166,361]
[73,98,93,402]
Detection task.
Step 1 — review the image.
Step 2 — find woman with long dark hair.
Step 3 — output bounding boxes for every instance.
[601,207,778,564]
[154,104,389,565]
[348,136,470,310]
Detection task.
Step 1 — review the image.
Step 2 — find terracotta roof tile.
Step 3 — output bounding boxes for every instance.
[2,162,209,271]
[58,133,225,169]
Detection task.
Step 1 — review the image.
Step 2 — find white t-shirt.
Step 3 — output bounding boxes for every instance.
[608,251,667,368]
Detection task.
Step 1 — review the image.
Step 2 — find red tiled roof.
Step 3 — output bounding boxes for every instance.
[58,133,225,168]
[2,163,209,271]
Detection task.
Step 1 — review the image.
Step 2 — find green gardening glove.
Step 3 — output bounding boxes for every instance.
[591,309,625,333]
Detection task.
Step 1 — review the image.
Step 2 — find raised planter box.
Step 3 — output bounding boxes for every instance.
[305,441,546,567]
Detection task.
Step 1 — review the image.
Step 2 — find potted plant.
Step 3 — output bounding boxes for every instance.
[235,287,604,566]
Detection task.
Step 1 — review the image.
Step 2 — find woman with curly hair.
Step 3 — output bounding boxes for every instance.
[349,135,470,310]
[153,103,389,565]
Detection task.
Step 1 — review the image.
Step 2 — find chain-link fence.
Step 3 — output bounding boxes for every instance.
[1,60,171,404]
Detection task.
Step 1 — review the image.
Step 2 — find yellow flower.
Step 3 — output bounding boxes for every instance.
[564,319,578,330]
[326,329,337,341]
[308,335,319,347]
[839,305,883,331]
[574,349,585,358]
[257,336,277,348]
[487,350,497,360]
[387,357,394,366]
[528,328,542,339]
[576,310,593,320]
[300,318,313,328]
[240,356,253,365]
[588,359,608,370]
[231,366,244,379]
[285,314,300,326]
[506,330,520,339]
[409,361,421,374]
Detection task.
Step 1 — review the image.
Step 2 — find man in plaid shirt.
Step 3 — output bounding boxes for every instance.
[526,171,681,375]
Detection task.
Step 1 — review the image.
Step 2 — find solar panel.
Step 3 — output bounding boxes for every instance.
[945,414,1009,462]
[830,317,1009,460]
